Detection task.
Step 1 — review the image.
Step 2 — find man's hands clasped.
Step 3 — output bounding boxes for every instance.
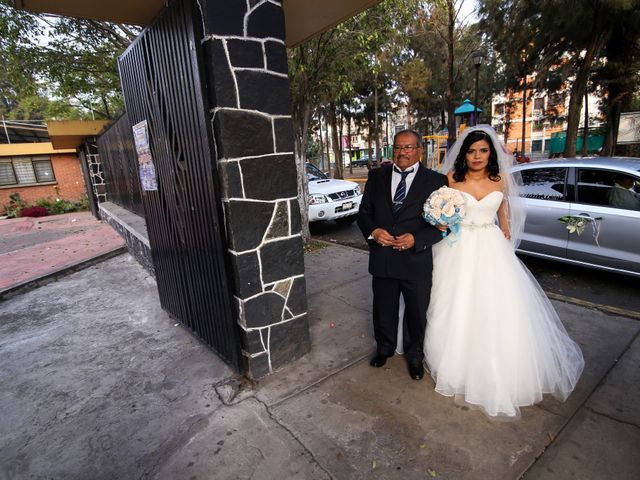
[372,228,415,251]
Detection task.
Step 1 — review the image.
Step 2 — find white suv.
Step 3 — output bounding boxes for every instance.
[306,163,362,224]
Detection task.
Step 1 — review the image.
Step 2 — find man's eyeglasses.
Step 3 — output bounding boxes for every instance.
[393,145,421,152]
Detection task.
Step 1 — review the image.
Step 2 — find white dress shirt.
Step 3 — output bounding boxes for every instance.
[391,163,419,202]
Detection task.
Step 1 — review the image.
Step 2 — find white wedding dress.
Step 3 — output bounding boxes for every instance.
[423,190,584,418]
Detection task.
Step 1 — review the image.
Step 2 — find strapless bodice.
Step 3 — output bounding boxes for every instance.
[458,190,503,227]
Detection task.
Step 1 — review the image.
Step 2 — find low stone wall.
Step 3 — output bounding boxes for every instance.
[99,202,154,276]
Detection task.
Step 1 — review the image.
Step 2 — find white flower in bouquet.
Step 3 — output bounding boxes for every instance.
[423,186,466,243]
[442,202,455,217]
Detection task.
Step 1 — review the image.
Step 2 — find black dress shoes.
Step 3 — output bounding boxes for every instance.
[408,362,424,380]
[370,353,390,368]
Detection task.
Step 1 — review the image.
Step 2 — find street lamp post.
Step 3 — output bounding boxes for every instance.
[472,50,485,126]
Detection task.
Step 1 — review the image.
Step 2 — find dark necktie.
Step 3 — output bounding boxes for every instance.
[392,167,413,215]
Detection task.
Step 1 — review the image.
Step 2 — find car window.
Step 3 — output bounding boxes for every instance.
[575,168,616,207]
[306,163,327,181]
[584,168,640,211]
[519,167,567,201]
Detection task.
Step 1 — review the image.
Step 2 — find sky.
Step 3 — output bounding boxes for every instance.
[458,0,479,24]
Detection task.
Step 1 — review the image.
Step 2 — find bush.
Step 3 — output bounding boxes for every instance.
[35,198,54,209]
[3,192,26,218]
[19,206,49,217]
[3,194,90,218]
[77,195,90,211]
[35,197,80,215]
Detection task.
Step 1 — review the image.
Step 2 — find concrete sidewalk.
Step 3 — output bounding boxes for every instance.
[0,211,125,298]
[1,242,638,479]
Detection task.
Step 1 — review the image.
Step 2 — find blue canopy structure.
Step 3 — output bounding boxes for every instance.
[454,99,482,116]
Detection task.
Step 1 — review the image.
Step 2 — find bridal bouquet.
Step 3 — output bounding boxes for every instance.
[423,186,466,242]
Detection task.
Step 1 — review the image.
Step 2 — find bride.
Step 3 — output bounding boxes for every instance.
[402,125,584,419]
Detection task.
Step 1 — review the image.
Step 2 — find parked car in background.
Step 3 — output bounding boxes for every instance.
[351,157,370,167]
[350,155,391,168]
[306,163,362,225]
[511,157,640,278]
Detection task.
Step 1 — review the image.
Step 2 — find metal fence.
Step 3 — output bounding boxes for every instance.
[97,113,144,217]
[99,0,242,371]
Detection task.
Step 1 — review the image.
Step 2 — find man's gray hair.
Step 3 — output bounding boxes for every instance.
[393,129,423,147]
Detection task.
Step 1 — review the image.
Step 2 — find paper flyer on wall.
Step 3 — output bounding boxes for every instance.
[132,120,158,191]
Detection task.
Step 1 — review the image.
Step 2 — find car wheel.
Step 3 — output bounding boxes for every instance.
[335,215,357,226]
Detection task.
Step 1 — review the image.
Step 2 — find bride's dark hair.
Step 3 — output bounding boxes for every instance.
[453,130,501,183]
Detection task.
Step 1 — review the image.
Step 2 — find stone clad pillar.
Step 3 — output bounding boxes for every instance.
[198,0,309,378]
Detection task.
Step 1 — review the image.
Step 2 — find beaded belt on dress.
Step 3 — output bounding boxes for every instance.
[459,222,496,230]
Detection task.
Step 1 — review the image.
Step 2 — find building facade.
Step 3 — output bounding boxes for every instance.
[491,85,603,158]
[0,143,85,214]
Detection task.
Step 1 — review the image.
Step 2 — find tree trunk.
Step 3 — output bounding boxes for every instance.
[601,83,625,156]
[600,22,635,156]
[601,103,620,157]
[293,102,312,243]
[564,34,602,157]
[323,111,331,172]
[504,98,512,145]
[581,90,589,157]
[318,114,325,170]
[446,0,456,147]
[347,106,353,175]
[338,111,345,173]
[101,96,111,119]
[385,111,390,157]
[327,103,343,179]
[374,81,381,165]
[521,80,527,155]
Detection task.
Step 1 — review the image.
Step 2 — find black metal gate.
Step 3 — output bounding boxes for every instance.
[116,0,242,370]
[98,113,144,217]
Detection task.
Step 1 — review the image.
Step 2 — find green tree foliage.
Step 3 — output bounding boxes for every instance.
[289,0,496,180]
[480,0,640,157]
[401,5,501,137]
[595,5,640,155]
[0,0,138,120]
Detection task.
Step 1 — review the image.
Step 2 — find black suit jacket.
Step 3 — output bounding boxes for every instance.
[357,163,448,281]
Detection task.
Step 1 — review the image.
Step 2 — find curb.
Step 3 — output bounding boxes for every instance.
[546,291,640,321]
[0,246,127,301]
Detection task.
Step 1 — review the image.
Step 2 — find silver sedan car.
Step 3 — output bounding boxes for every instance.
[511,157,640,278]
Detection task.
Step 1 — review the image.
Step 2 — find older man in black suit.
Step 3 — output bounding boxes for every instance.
[358,130,447,380]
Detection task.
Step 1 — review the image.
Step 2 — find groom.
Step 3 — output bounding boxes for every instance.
[357,130,447,380]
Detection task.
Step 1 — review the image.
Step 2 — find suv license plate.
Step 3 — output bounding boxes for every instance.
[342,201,353,211]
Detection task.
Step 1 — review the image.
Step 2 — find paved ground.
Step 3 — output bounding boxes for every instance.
[0,211,125,297]
[1,223,639,479]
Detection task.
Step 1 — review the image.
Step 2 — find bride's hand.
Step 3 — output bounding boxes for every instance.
[502,229,511,240]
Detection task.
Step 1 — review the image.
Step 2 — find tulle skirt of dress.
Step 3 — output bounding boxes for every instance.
[423,225,585,419]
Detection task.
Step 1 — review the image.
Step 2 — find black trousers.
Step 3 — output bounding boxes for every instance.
[372,276,431,364]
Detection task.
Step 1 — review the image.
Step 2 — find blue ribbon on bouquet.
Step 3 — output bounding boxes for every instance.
[443,220,462,245]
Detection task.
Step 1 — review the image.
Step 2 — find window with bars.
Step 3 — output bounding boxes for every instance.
[533,120,545,131]
[0,157,55,186]
[531,139,543,152]
[533,97,545,110]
